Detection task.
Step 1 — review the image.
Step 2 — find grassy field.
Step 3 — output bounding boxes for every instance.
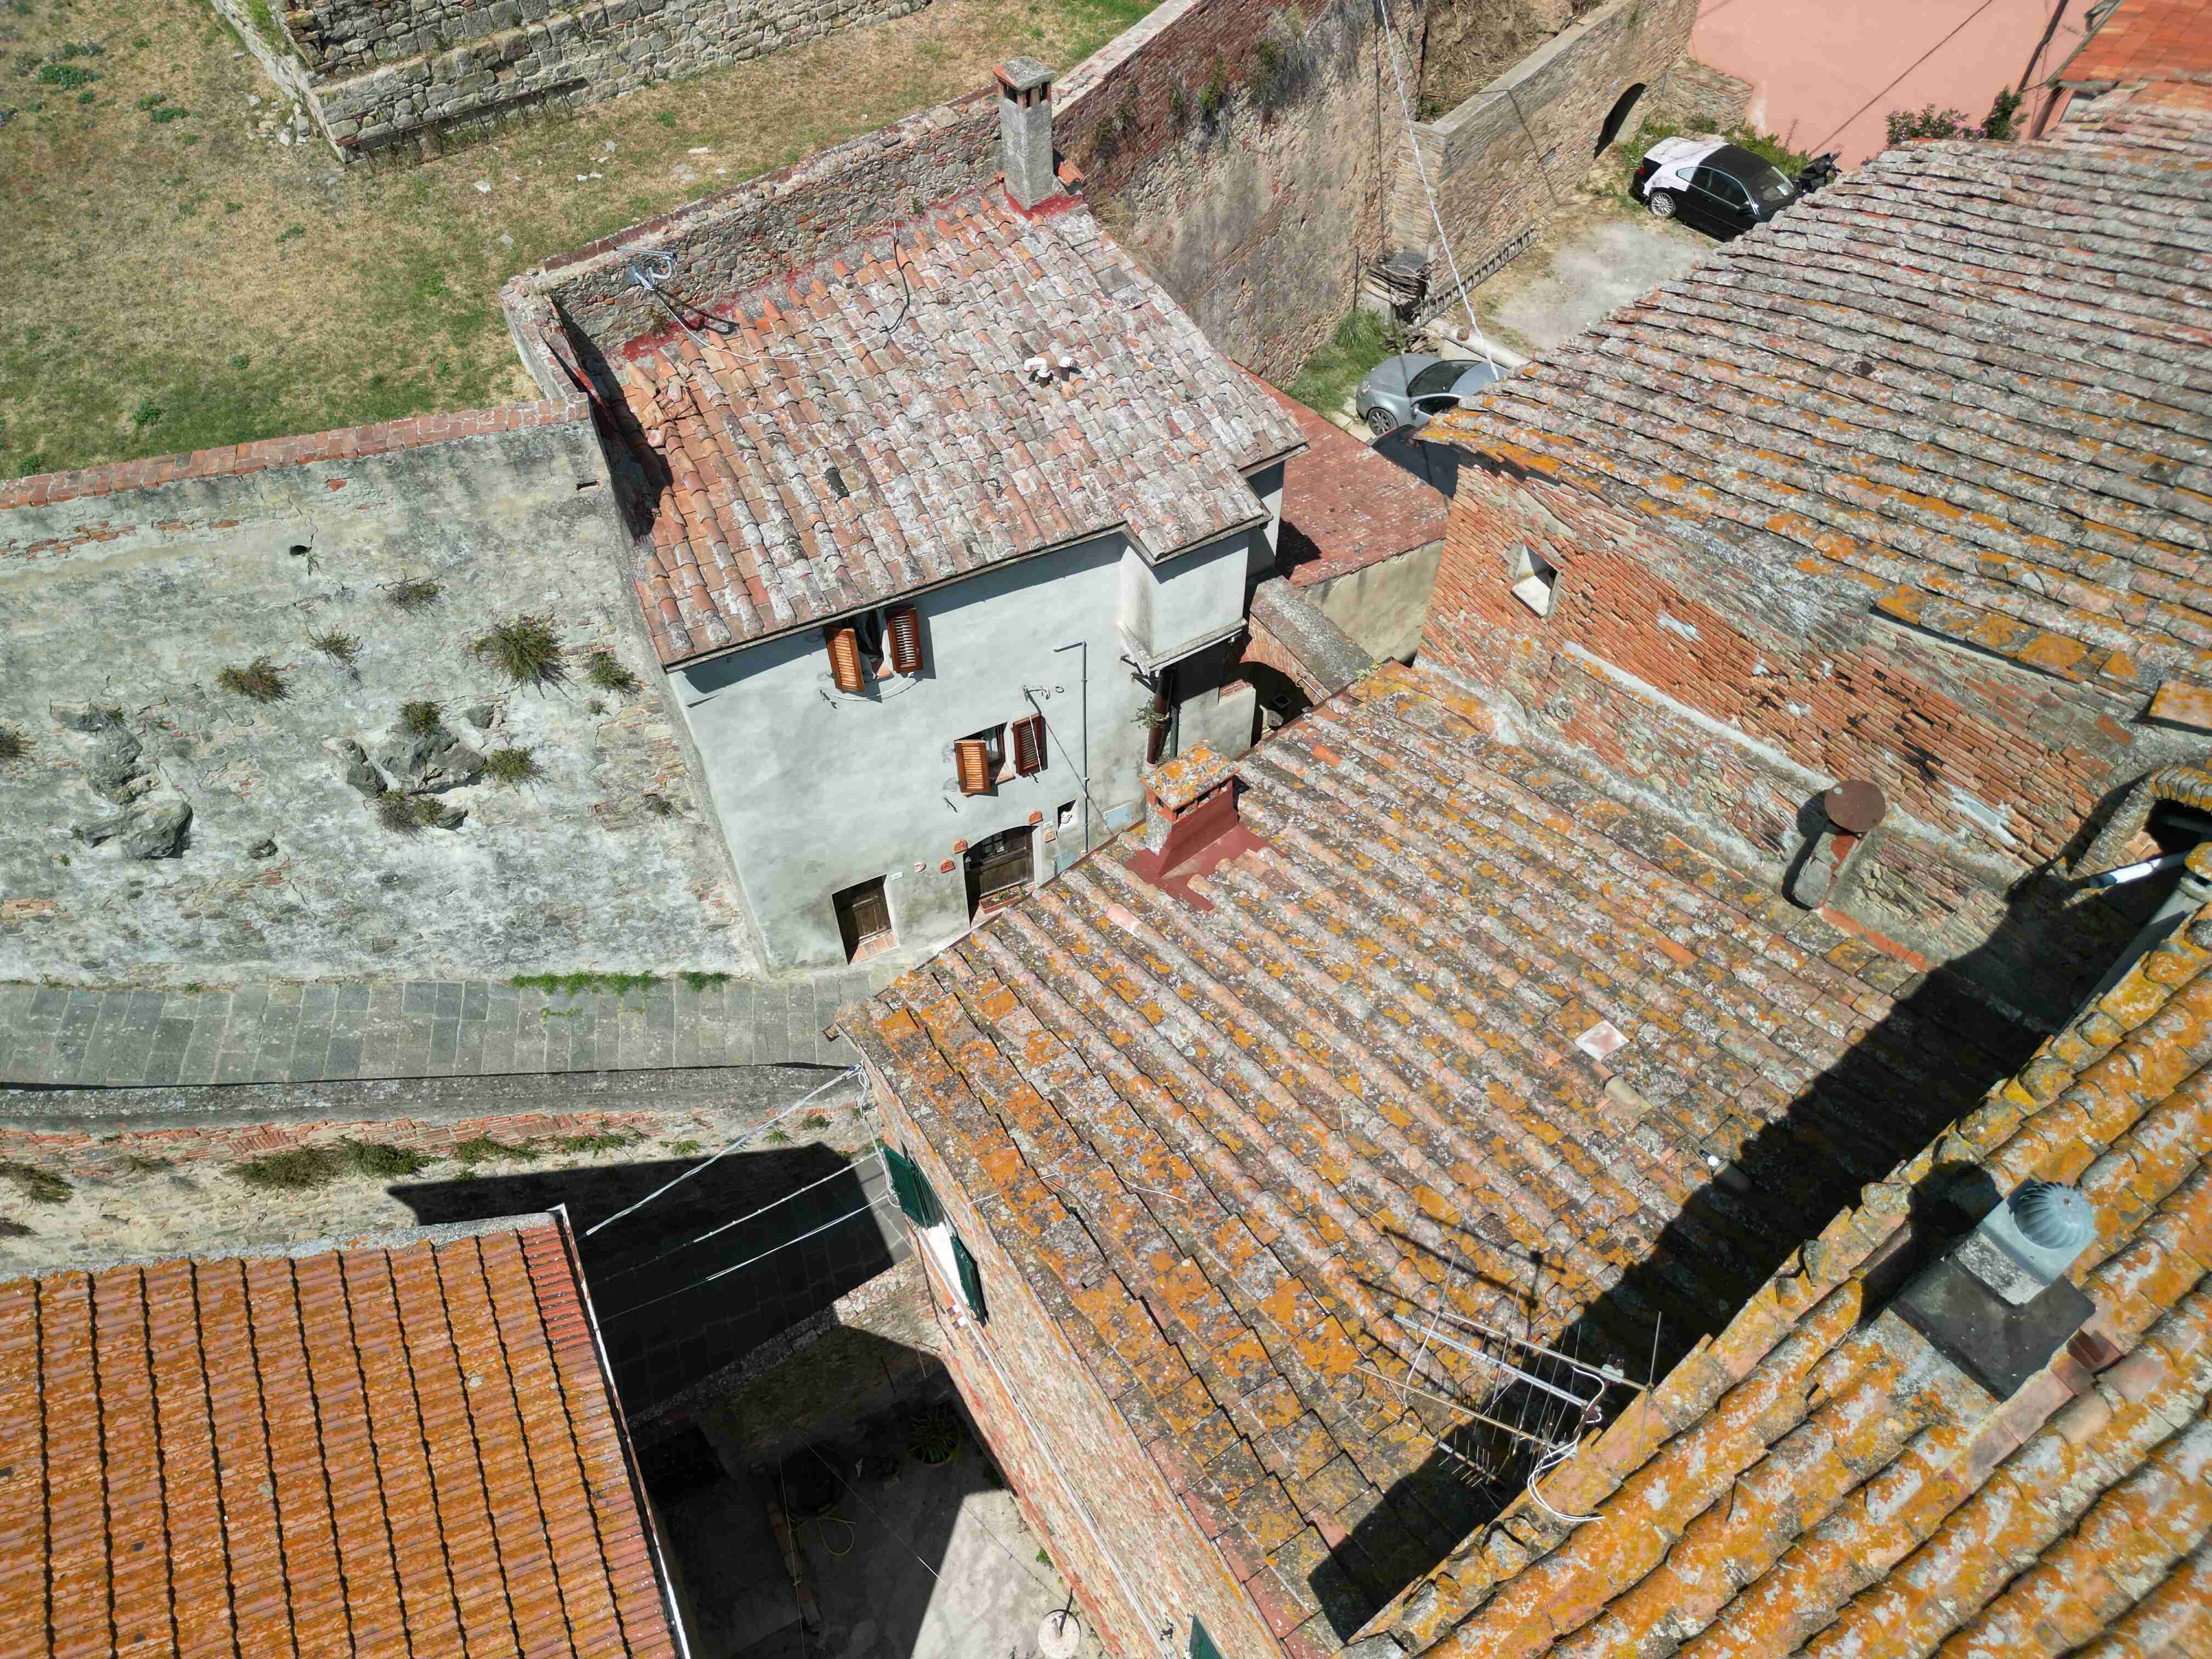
[0,0,1159,477]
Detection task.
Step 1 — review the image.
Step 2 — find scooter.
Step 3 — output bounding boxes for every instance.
[1796,152,1842,194]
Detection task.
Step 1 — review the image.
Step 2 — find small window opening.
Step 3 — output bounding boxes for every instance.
[1511,544,1558,617]
[1057,800,1077,831]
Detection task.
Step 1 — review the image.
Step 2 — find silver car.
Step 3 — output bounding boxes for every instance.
[1356,354,1503,437]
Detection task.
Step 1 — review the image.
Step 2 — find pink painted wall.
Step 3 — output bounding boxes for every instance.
[1691,0,2084,165]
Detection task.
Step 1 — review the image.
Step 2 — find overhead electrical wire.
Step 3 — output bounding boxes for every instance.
[599,1193,899,1323]
[596,1147,892,1283]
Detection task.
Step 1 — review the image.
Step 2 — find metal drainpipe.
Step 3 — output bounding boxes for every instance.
[2080,842,2212,1009]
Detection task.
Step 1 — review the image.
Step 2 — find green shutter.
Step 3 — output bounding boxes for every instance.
[1188,1617,1223,1659]
[951,1232,988,1323]
[879,1142,941,1227]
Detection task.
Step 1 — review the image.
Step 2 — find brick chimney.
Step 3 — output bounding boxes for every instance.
[996,57,1057,210]
[1126,744,1266,910]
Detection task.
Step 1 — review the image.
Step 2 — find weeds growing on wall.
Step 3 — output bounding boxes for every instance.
[387,577,443,610]
[1250,8,1316,117]
[1087,88,1140,166]
[680,969,732,991]
[117,1153,173,1173]
[1197,57,1231,128]
[376,792,454,834]
[473,614,565,686]
[308,629,361,671]
[0,1159,71,1204]
[585,650,641,694]
[234,1140,435,1188]
[0,725,29,763]
[549,1129,644,1155]
[510,969,666,1000]
[453,1135,543,1164]
[216,657,287,702]
[484,745,538,786]
[642,791,679,818]
[399,699,444,736]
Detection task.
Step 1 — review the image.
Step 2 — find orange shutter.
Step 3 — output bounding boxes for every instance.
[955,738,993,795]
[885,605,924,674]
[826,626,866,693]
[1012,714,1046,776]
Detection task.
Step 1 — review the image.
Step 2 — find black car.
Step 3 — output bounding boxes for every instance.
[1632,136,1802,240]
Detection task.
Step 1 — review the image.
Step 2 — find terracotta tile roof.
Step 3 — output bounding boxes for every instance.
[1369,862,2212,1659]
[1426,103,2212,697]
[845,661,2033,1651]
[2058,0,2212,87]
[1254,379,1450,588]
[0,1216,680,1657]
[608,190,1306,666]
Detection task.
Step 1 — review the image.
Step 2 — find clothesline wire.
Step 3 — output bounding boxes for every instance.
[596,1147,891,1283]
[599,1194,897,1324]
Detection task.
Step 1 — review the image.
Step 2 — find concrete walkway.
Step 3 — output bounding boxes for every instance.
[0,967,901,1089]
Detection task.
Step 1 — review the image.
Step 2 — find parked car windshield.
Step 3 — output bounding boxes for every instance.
[1407,360,1473,397]
[1714,145,1797,204]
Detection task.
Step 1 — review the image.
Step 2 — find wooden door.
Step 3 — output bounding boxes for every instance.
[834,877,891,960]
[966,828,1034,915]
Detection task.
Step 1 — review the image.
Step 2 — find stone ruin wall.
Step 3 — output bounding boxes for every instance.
[1391,0,1699,307]
[210,0,942,162]
[0,407,752,987]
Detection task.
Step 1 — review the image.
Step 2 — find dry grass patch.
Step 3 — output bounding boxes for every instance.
[0,0,1165,478]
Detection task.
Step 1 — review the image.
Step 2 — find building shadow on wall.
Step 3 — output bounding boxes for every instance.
[392,1142,901,1416]
[1308,862,2162,1639]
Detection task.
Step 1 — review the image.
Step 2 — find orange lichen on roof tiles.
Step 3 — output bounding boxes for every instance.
[0,1217,679,1658]
[1359,868,2212,1659]
[844,659,2029,1650]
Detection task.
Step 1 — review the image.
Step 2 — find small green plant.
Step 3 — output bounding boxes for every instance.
[1886,104,1978,145]
[764,1128,792,1145]
[1169,81,1190,126]
[510,970,664,1000]
[308,629,360,670]
[643,791,678,818]
[1197,58,1231,127]
[131,397,162,428]
[59,41,104,58]
[37,63,95,88]
[801,1111,831,1131]
[1036,1548,1051,1566]
[1984,86,2022,142]
[0,726,27,763]
[1088,88,1139,165]
[342,1140,435,1178]
[75,88,93,104]
[149,104,189,123]
[453,1135,541,1164]
[550,1129,642,1155]
[399,699,443,736]
[909,1403,963,1465]
[375,792,449,834]
[668,1139,703,1156]
[117,1153,173,1173]
[0,1160,71,1204]
[387,576,442,609]
[276,223,304,244]
[484,746,538,786]
[679,969,732,992]
[585,650,640,693]
[234,1145,342,1190]
[472,613,565,686]
[216,658,286,702]
[1250,9,1314,117]
[655,109,677,128]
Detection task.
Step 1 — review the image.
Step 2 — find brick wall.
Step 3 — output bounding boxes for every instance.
[1419,459,2196,934]
[868,1065,1282,1659]
[1054,0,1425,383]
[1392,0,1697,285]
[221,0,941,161]
[502,93,1000,353]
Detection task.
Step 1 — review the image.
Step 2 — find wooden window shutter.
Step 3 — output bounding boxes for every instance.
[880,1142,941,1227]
[951,1233,988,1323]
[825,625,866,693]
[885,605,924,674]
[1011,713,1046,776]
[955,738,993,795]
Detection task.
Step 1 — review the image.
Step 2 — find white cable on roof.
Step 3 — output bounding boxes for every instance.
[584,1066,859,1237]
[1370,0,1500,373]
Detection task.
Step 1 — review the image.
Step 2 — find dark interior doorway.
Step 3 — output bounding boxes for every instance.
[833,875,894,962]
[1596,81,1645,155]
[964,826,1034,917]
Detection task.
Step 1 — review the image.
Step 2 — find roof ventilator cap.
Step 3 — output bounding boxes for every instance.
[1957,1180,2097,1306]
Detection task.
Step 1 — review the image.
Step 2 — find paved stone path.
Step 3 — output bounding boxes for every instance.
[0,967,902,1088]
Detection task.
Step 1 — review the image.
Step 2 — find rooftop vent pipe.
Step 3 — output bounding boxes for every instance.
[1896,1178,2099,1400]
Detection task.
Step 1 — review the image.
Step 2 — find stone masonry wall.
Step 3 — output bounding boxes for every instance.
[1392,0,1697,287]
[221,0,941,161]
[1053,0,1424,385]
[503,93,1000,353]
[0,408,751,986]
[1418,460,2191,916]
[868,1067,1282,1659]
